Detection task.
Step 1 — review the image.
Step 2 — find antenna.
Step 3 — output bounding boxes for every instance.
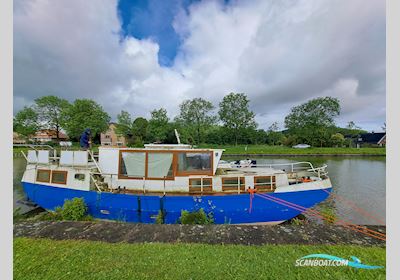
[174,129,181,144]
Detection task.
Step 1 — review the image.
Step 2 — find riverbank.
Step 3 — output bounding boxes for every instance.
[14,237,385,280]
[14,221,385,246]
[200,145,386,156]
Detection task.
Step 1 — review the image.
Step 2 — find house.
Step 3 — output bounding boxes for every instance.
[31,129,68,143]
[13,132,26,144]
[356,132,386,147]
[100,123,126,147]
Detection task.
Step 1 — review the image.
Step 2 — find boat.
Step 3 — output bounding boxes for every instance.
[20,144,332,224]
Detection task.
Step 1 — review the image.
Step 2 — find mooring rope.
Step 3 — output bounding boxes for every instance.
[321,189,385,225]
[254,192,386,241]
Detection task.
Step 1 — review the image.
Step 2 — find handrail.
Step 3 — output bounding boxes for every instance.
[226,161,328,178]
[16,144,57,159]
[20,151,28,161]
[14,143,55,150]
[90,173,102,192]
[88,150,103,174]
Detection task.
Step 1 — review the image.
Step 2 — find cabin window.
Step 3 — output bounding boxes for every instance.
[36,169,51,183]
[189,178,213,192]
[147,152,174,179]
[254,176,276,192]
[222,177,245,191]
[51,171,67,184]
[120,152,146,178]
[177,152,212,175]
[74,173,85,181]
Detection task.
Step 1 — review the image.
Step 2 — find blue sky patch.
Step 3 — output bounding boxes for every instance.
[117,0,198,67]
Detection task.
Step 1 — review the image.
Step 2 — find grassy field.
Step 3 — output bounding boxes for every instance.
[199,145,386,155]
[13,145,386,156]
[14,238,385,280]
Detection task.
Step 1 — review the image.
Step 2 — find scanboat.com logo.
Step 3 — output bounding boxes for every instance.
[295,254,384,269]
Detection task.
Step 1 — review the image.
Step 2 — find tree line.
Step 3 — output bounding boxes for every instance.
[13,93,367,147]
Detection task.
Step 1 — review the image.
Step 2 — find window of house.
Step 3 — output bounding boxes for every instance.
[105,135,110,139]
[177,152,212,175]
[74,173,85,181]
[189,178,213,192]
[147,152,174,179]
[36,169,51,183]
[254,176,276,192]
[222,177,245,191]
[51,171,67,184]
[119,152,146,178]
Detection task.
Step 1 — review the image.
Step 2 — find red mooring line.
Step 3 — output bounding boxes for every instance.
[321,189,385,225]
[254,192,386,241]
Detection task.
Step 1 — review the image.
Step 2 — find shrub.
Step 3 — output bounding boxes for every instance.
[60,198,88,221]
[179,208,214,225]
[30,198,93,222]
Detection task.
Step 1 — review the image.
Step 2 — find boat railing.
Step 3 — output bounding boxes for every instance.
[21,149,104,172]
[239,161,328,178]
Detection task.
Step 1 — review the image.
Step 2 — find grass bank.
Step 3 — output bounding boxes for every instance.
[14,237,385,280]
[199,145,386,156]
[13,145,386,156]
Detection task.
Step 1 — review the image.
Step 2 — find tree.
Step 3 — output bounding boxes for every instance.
[148,108,170,142]
[268,122,279,132]
[176,98,216,144]
[218,93,256,145]
[35,95,70,141]
[132,117,148,145]
[267,122,283,146]
[346,121,361,130]
[13,106,39,139]
[284,97,340,147]
[61,99,110,140]
[382,122,386,132]
[330,133,345,147]
[116,110,133,137]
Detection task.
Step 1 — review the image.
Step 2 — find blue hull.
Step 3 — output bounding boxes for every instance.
[22,182,331,224]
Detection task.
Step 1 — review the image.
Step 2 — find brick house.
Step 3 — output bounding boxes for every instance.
[30,129,68,143]
[100,123,126,147]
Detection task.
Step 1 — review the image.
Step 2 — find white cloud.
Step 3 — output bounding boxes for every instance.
[14,0,385,131]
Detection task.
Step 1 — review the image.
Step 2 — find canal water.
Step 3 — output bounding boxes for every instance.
[13,155,386,225]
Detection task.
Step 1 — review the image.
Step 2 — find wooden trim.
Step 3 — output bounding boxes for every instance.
[146,151,175,180]
[222,177,245,191]
[118,150,146,180]
[51,170,68,185]
[189,177,213,193]
[36,169,51,183]
[176,151,214,176]
[254,175,276,192]
[118,149,214,179]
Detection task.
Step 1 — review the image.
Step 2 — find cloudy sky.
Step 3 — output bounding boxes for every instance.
[13,0,385,131]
